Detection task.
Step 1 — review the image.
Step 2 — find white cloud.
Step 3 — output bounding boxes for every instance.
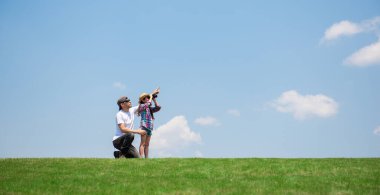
[151,116,201,157]
[322,16,380,42]
[194,116,220,126]
[344,39,380,66]
[113,82,126,90]
[322,20,362,41]
[374,126,380,136]
[271,90,338,120]
[227,109,241,117]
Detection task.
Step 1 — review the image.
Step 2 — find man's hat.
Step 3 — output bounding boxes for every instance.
[117,96,130,106]
[139,93,151,103]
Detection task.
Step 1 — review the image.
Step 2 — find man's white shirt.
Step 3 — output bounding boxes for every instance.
[114,106,138,140]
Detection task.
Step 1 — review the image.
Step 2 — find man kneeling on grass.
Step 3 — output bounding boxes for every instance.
[112,96,147,158]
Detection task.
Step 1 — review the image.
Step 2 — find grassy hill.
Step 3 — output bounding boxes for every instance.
[1,158,379,194]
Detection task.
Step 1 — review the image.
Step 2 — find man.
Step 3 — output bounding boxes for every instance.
[113,89,159,158]
[113,96,146,158]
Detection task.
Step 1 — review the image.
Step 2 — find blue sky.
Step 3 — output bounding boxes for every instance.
[1,0,379,158]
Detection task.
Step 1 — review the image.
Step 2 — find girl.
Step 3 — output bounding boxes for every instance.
[137,88,161,158]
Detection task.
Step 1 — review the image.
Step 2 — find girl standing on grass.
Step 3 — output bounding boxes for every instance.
[137,88,161,158]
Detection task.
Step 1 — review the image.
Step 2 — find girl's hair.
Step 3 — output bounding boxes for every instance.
[136,104,142,116]
[136,99,146,116]
[137,96,150,115]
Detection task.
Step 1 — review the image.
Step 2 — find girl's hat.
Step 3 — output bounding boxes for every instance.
[139,93,151,102]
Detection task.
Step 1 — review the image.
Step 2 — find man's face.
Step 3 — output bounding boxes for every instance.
[121,101,132,109]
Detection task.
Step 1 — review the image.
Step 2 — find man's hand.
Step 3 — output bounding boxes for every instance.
[136,129,147,135]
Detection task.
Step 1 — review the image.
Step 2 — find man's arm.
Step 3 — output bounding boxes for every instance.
[118,123,146,135]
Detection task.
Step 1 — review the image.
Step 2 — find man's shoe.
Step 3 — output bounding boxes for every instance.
[113,151,120,159]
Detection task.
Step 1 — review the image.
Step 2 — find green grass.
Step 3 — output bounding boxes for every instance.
[1,158,379,194]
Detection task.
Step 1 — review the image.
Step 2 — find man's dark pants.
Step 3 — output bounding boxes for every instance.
[112,133,139,158]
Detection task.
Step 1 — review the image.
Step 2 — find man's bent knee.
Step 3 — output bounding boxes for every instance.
[126,133,134,140]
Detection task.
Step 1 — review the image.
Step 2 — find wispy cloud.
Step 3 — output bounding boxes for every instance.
[194,151,203,158]
[344,39,380,67]
[271,90,338,120]
[374,126,380,136]
[227,109,241,117]
[151,116,201,157]
[194,116,220,126]
[322,20,362,42]
[113,82,126,90]
[321,16,380,67]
